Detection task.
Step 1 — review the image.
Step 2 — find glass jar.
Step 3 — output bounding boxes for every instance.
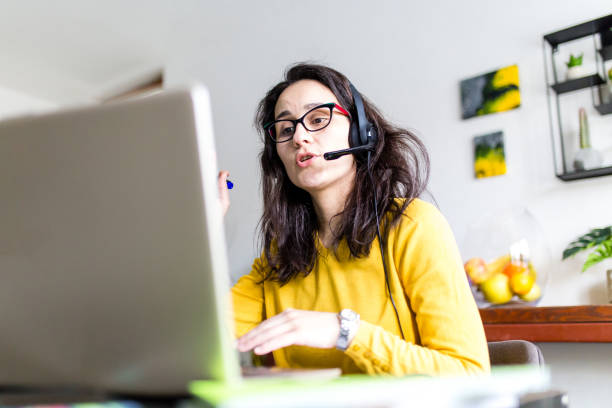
[461,207,551,308]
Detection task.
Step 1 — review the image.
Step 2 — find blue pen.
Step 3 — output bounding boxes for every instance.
[226,179,234,190]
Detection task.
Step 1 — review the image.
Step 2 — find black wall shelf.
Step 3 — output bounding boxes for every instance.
[557,166,612,181]
[544,15,612,47]
[595,103,612,115]
[598,45,612,61]
[544,14,612,182]
[550,74,604,94]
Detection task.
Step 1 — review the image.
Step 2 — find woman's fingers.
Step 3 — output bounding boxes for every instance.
[241,321,297,355]
[252,328,300,355]
[217,170,230,216]
[236,309,298,351]
[236,309,341,354]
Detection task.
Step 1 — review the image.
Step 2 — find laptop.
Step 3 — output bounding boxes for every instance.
[0,86,244,396]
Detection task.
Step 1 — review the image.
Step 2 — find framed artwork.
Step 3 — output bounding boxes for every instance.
[474,131,506,179]
[461,65,520,119]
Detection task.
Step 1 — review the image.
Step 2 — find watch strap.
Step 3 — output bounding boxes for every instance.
[336,309,360,351]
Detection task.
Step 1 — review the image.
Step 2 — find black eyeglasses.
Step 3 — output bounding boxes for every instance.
[264,103,350,143]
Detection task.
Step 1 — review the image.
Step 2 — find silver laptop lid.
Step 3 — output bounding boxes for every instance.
[0,86,240,394]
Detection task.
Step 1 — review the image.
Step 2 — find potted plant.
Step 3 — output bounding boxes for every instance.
[565,53,586,80]
[563,226,612,302]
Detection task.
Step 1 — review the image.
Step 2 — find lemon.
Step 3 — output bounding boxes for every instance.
[480,273,513,304]
[510,272,535,295]
[519,283,541,302]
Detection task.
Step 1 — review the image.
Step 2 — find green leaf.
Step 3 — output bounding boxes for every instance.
[566,53,584,68]
[582,239,612,272]
[562,226,612,260]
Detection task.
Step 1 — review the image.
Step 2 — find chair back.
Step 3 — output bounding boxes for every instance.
[488,340,545,366]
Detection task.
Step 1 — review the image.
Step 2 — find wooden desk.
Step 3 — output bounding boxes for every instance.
[480,305,612,342]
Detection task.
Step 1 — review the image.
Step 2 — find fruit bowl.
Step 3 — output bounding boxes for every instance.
[461,208,551,308]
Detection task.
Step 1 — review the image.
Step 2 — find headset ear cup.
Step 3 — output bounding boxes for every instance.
[367,124,378,146]
[360,125,369,146]
[349,121,361,148]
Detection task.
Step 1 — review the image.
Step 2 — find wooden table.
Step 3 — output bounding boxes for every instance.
[479,305,612,342]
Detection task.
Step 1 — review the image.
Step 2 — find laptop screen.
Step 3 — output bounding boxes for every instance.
[0,86,240,395]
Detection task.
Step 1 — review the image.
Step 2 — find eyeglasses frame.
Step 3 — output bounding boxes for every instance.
[264,103,351,143]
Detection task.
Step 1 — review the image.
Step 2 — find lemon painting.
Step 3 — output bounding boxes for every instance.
[461,65,520,119]
[474,131,507,179]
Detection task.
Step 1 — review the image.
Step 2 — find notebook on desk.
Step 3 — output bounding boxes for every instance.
[0,86,338,398]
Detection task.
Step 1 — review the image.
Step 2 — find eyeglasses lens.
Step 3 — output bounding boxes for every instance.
[272,106,333,142]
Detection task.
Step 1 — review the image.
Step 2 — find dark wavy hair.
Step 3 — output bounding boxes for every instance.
[255,63,430,284]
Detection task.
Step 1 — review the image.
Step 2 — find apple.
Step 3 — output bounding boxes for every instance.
[464,257,489,284]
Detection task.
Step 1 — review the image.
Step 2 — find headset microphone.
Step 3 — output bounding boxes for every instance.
[323,145,373,161]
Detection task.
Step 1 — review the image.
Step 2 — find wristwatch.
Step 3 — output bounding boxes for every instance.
[336,308,360,351]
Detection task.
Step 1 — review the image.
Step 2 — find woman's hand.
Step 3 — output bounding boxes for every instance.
[217,170,230,216]
[236,309,341,355]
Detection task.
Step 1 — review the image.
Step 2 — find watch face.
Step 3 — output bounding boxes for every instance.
[340,309,356,320]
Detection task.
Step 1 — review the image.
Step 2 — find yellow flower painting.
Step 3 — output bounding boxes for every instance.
[474,131,507,179]
[461,65,520,119]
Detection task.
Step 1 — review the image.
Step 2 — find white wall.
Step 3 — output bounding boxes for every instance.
[538,342,612,406]
[157,0,612,306]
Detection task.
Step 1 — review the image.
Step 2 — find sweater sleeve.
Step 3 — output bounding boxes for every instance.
[230,254,267,338]
[345,202,491,375]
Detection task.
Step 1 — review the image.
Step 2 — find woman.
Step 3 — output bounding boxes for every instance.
[218,63,490,375]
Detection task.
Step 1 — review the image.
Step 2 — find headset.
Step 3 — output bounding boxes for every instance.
[323,83,377,161]
[323,82,406,340]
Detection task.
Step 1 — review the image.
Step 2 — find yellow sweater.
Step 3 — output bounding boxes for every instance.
[231,199,490,375]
